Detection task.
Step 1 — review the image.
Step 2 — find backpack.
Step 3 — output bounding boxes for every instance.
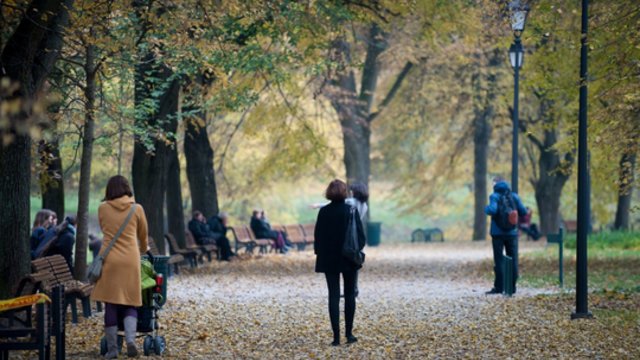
[495,192,518,231]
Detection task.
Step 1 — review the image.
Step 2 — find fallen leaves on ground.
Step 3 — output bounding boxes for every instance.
[11,242,640,359]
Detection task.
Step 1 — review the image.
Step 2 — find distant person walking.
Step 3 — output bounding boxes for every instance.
[484,177,527,294]
[314,179,366,346]
[91,175,149,358]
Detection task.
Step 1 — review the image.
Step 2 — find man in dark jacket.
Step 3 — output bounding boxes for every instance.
[188,211,216,245]
[484,177,527,294]
[207,212,235,261]
[43,216,76,272]
[250,209,287,253]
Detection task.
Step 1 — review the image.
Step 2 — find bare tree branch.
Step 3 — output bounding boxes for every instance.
[368,61,413,122]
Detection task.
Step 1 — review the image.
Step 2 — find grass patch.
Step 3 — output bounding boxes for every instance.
[564,230,640,250]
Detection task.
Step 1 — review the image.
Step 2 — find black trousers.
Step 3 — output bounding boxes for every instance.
[491,235,518,292]
[324,270,357,341]
[215,236,233,260]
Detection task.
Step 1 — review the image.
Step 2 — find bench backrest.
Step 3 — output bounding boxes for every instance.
[184,230,197,248]
[165,233,184,253]
[31,255,74,287]
[148,237,160,256]
[284,225,305,242]
[301,223,315,242]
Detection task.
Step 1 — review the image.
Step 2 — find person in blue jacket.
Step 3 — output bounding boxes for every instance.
[484,177,527,294]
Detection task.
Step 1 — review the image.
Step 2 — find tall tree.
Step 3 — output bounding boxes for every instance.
[523,94,574,235]
[74,41,98,280]
[132,51,180,253]
[472,50,501,241]
[0,0,73,298]
[184,80,219,219]
[614,153,636,230]
[326,23,413,188]
[166,141,186,249]
[39,138,65,219]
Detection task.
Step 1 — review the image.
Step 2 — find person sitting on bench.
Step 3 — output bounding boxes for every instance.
[188,210,216,246]
[207,212,236,261]
[250,209,288,253]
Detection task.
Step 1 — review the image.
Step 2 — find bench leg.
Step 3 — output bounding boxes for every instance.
[96,301,102,312]
[66,296,79,324]
[82,297,92,318]
[174,263,180,275]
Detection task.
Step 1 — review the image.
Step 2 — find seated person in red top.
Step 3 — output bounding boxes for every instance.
[518,207,540,240]
[188,210,216,245]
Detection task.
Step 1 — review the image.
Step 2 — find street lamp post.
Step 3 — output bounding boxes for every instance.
[508,0,529,194]
[572,0,593,320]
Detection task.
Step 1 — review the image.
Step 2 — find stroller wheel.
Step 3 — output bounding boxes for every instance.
[143,335,154,356]
[154,336,166,355]
[100,336,107,355]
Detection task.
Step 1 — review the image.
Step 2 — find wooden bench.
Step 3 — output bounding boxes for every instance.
[283,224,308,250]
[301,223,315,245]
[563,220,578,233]
[229,226,272,254]
[148,237,185,276]
[31,255,94,324]
[165,233,200,268]
[0,285,65,360]
[183,231,218,263]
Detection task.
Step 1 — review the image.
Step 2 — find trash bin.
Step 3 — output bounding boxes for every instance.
[367,222,381,246]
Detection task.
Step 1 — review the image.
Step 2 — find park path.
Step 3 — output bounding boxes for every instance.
[59,240,638,359]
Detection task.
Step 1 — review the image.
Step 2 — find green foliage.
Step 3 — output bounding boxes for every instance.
[564,231,640,251]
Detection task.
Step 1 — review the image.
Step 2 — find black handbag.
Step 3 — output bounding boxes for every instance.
[342,206,365,266]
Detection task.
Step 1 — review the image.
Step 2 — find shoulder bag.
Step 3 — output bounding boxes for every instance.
[342,206,365,267]
[88,204,138,284]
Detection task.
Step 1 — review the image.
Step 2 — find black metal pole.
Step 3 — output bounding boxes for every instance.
[572,0,593,320]
[512,36,521,194]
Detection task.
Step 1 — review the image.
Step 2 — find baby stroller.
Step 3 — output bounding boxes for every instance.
[100,252,168,356]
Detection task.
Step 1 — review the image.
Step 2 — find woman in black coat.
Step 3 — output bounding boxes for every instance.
[314,179,366,346]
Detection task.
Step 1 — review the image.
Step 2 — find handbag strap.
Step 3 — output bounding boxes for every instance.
[98,204,137,259]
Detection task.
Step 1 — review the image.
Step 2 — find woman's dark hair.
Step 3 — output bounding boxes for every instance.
[349,182,369,203]
[104,175,133,201]
[325,179,348,202]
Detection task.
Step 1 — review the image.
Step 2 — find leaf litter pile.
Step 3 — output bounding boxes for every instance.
[20,242,640,358]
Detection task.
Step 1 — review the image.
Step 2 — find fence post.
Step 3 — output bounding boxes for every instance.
[503,255,514,296]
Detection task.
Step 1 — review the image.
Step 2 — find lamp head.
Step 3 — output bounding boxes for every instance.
[509,0,530,34]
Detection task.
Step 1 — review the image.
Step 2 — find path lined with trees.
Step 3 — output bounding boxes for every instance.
[1,0,637,301]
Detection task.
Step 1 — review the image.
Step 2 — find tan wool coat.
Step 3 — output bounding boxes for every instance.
[91,196,148,306]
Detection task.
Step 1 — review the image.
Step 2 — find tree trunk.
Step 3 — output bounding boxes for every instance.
[74,43,97,281]
[533,128,572,235]
[471,51,500,241]
[166,128,186,249]
[326,25,388,189]
[0,0,72,298]
[471,72,491,241]
[132,54,180,254]
[39,138,65,219]
[184,107,219,218]
[614,152,636,230]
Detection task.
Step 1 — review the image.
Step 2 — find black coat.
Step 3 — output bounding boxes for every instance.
[250,216,277,240]
[314,200,365,273]
[44,226,75,271]
[207,216,227,240]
[188,219,214,242]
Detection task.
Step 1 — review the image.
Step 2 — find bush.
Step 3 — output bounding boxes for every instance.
[564,231,640,250]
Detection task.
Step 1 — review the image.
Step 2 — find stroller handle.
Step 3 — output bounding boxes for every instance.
[146,250,155,264]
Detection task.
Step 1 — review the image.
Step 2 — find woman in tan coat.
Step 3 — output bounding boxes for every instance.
[91,175,148,358]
